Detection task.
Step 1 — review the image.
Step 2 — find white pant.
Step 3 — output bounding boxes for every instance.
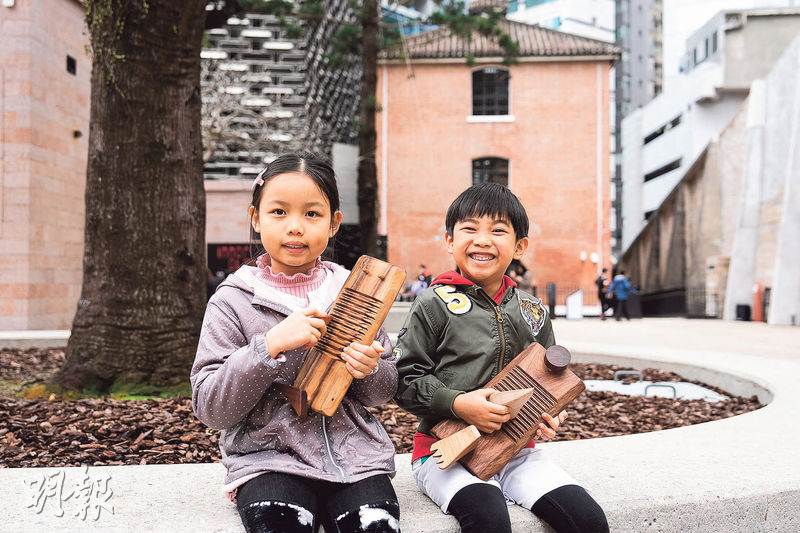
[412,447,577,513]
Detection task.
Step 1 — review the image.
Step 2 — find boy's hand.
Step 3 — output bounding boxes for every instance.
[342,340,384,379]
[535,410,568,441]
[452,389,511,433]
[265,307,330,357]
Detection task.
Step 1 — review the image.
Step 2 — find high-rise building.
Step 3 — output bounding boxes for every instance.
[613,0,662,254]
[507,0,615,43]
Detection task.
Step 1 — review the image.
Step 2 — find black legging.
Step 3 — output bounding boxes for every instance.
[236,472,399,533]
[615,298,630,320]
[447,483,608,533]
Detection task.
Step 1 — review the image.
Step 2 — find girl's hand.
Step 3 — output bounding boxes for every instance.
[452,389,511,433]
[341,340,385,379]
[535,410,568,441]
[264,307,330,357]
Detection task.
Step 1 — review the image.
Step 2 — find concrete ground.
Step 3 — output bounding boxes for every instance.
[1,317,798,532]
[554,316,800,361]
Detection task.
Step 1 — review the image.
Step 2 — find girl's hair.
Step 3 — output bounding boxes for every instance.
[249,152,340,259]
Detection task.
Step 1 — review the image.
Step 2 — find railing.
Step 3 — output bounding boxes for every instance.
[524,285,724,318]
[530,286,603,307]
[639,287,722,318]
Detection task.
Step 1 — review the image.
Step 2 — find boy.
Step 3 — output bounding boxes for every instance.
[394,183,608,533]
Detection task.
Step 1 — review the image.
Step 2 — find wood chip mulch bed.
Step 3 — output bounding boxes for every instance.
[0,348,762,469]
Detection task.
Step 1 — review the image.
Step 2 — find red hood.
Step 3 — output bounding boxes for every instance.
[431,271,475,286]
[431,271,516,303]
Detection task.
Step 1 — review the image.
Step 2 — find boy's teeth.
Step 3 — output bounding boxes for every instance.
[470,254,494,261]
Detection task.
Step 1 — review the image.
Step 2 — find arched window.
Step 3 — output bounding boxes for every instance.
[472,157,509,187]
[472,67,509,116]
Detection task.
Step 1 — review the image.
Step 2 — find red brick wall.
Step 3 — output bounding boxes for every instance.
[0,0,90,329]
[376,60,613,291]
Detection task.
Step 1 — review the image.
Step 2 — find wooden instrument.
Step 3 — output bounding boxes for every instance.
[430,388,535,469]
[431,343,585,480]
[276,256,406,418]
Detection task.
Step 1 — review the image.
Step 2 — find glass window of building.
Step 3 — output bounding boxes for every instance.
[472,157,509,186]
[472,68,509,116]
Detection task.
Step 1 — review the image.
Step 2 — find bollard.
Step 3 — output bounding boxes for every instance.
[547,282,556,318]
[752,282,764,322]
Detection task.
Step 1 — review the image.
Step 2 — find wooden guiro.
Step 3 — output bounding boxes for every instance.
[431,343,585,480]
[275,256,406,418]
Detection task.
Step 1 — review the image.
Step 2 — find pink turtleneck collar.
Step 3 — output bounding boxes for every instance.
[254,253,329,302]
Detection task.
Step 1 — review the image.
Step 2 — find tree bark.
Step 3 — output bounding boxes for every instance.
[357,0,380,257]
[55,0,208,392]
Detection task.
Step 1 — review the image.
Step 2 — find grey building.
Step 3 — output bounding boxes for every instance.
[200,2,368,269]
[613,0,663,253]
[201,5,362,180]
[620,30,800,325]
[620,8,800,251]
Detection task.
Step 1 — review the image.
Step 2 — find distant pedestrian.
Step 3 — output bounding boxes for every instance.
[206,269,225,301]
[509,261,533,294]
[411,276,428,299]
[418,264,432,286]
[595,268,610,320]
[606,270,636,321]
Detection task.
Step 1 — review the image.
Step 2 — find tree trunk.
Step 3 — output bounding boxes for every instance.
[55,0,208,392]
[357,0,379,256]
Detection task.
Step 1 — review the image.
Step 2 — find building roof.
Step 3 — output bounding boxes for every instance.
[379,19,619,62]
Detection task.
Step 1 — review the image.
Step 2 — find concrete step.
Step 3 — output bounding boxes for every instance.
[2,336,798,532]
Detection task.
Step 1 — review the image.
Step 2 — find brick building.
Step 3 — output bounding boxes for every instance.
[377,20,618,296]
[0,0,89,330]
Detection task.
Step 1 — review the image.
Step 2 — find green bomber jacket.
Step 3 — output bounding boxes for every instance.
[394,272,555,435]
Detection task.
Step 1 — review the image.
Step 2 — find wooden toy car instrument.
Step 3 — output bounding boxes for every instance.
[275,256,406,418]
[431,343,585,480]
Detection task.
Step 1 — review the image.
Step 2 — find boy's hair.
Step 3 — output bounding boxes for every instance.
[445,182,529,239]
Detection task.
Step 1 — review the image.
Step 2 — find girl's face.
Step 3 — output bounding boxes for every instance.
[250,172,342,276]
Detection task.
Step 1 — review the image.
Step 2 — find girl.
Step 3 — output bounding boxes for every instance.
[191,153,400,533]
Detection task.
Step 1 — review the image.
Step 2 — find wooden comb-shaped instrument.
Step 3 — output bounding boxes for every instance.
[431,343,585,480]
[429,388,535,469]
[275,256,406,418]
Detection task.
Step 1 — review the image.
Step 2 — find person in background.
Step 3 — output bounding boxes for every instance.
[594,268,610,320]
[419,264,432,286]
[606,270,636,321]
[509,261,533,294]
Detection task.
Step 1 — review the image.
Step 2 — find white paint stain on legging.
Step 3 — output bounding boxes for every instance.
[358,504,399,531]
[247,501,314,527]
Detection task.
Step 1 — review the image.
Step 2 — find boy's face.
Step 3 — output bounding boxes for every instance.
[446,215,528,294]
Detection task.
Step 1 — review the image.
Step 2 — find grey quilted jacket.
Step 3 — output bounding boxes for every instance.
[191,261,397,487]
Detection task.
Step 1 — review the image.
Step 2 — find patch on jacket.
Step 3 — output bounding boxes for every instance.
[397,328,407,338]
[392,346,402,360]
[520,297,546,336]
[433,285,472,315]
